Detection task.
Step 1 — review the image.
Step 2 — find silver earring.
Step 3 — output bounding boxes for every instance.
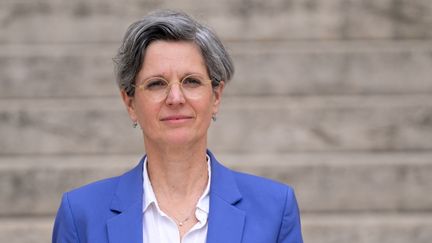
[132,121,138,128]
[212,114,217,122]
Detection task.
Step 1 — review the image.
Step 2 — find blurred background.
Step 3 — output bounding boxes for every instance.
[1,0,432,242]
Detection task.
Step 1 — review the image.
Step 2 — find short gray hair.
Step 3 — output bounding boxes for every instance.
[113,10,234,96]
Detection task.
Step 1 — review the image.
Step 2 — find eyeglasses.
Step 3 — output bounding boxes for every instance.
[133,74,213,102]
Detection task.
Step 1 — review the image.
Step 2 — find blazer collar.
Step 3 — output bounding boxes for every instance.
[107,157,144,243]
[207,150,246,243]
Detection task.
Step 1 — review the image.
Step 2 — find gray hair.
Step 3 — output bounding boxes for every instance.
[113,10,234,97]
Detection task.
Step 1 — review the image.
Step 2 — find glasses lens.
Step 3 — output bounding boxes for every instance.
[140,77,169,101]
[180,75,210,99]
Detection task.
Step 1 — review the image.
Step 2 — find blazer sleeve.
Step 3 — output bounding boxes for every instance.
[277,187,303,243]
[52,193,80,243]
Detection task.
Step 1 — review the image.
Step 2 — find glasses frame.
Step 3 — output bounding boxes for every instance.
[132,74,214,102]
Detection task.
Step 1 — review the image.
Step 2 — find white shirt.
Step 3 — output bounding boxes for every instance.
[142,156,211,243]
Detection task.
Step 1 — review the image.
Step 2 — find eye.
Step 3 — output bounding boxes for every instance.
[182,76,204,88]
[144,78,168,90]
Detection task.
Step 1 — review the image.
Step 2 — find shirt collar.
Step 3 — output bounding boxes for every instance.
[142,154,212,215]
[142,156,157,212]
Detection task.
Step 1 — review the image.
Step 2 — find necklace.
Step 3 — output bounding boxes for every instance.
[175,216,190,227]
[173,207,196,227]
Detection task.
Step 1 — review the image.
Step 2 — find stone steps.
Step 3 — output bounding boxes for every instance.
[1,1,431,243]
[302,213,432,243]
[1,0,430,43]
[1,41,432,98]
[1,95,431,154]
[2,213,432,243]
[1,152,431,216]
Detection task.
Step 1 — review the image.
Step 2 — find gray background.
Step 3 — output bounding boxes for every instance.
[1,0,432,242]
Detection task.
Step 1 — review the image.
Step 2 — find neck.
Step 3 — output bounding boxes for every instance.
[144,140,209,200]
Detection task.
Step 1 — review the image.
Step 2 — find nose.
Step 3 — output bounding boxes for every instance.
[165,82,185,105]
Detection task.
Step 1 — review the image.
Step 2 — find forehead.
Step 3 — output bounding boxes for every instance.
[140,40,207,77]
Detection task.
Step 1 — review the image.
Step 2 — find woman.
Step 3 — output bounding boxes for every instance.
[53,10,303,243]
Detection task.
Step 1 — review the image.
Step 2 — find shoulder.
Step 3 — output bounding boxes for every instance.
[58,175,123,226]
[53,175,123,242]
[231,169,295,204]
[66,175,121,205]
[53,161,144,242]
[208,151,295,206]
[223,166,302,242]
[64,160,143,207]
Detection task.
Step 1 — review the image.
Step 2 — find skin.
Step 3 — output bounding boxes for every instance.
[121,40,225,238]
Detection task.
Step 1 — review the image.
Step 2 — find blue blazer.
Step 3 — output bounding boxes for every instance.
[53,151,303,243]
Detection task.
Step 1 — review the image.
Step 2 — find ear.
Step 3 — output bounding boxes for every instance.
[121,90,138,122]
[212,81,225,114]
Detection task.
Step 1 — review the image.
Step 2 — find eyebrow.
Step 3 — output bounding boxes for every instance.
[141,72,206,82]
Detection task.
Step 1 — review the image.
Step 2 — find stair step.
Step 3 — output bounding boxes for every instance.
[0,0,430,43]
[1,96,431,154]
[1,42,432,98]
[2,213,432,243]
[1,153,431,215]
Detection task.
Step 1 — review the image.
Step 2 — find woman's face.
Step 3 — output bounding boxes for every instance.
[121,40,224,148]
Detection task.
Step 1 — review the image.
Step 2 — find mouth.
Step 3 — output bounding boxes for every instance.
[160,115,193,121]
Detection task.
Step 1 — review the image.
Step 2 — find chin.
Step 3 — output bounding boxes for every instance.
[161,132,195,144]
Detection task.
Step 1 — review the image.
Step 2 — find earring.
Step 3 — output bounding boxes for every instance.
[212,114,217,122]
[132,121,138,128]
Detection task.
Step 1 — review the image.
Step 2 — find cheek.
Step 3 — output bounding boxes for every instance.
[135,102,160,125]
[196,95,214,111]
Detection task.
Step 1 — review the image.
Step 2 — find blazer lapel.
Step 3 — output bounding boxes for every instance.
[207,151,245,243]
[107,158,144,243]
[107,201,142,243]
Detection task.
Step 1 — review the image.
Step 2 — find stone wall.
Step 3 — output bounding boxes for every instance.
[1,1,432,242]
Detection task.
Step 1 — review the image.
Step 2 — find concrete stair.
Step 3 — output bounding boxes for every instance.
[2,42,432,98]
[2,214,432,243]
[1,0,431,43]
[1,0,432,242]
[1,153,432,242]
[1,153,432,215]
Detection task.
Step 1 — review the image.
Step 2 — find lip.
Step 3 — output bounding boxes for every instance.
[160,115,194,122]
